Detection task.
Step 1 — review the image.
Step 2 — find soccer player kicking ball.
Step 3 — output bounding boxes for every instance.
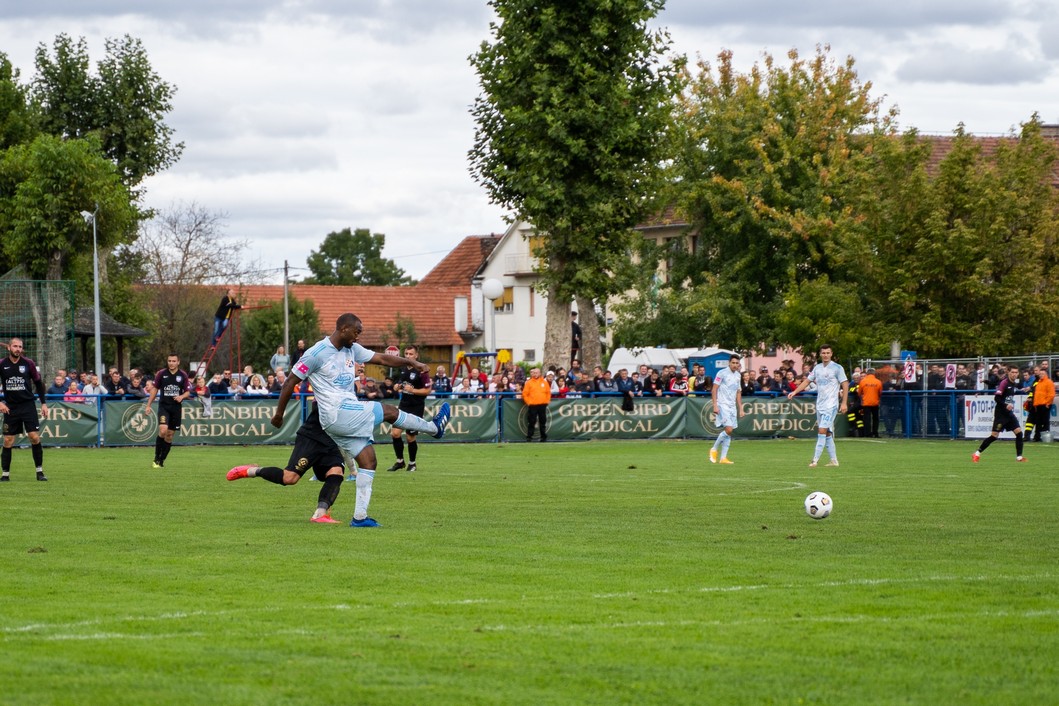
[267,313,450,528]
[788,344,848,468]
[227,403,349,524]
[973,365,1028,463]
[709,355,744,464]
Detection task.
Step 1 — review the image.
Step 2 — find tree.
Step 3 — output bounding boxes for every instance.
[132,201,259,286]
[240,296,321,375]
[852,118,1059,356]
[303,227,413,286]
[469,0,683,370]
[126,202,263,366]
[0,53,38,150]
[32,34,183,193]
[651,47,894,355]
[0,133,137,280]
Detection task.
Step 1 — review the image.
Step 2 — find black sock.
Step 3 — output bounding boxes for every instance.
[317,474,343,510]
[1,446,10,472]
[392,437,404,461]
[257,466,285,484]
[1015,432,1024,457]
[978,436,995,453]
[154,436,164,461]
[408,440,418,463]
[160,439,173,462]
[31,443,43,468]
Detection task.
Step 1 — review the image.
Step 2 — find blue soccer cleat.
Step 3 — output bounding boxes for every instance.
[431,402,451,440]
[350,516,380,528]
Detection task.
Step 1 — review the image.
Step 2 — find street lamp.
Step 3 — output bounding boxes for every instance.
[79,205,102,379]
[481,278,504,352]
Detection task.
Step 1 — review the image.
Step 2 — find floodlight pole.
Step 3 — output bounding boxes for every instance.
[80,205,102,377]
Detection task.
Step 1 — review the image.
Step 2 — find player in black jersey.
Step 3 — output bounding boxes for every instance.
[973,365,1027,463]
[387,345,432,472]
[226,403,348,523]
[0,338,50,481]
[144,353,192,468]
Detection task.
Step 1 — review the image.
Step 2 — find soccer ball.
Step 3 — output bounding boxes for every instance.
[804,491,832,519]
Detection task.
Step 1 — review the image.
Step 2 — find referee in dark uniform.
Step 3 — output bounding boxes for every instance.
[144,353,191,468]
[387,344,432,472]
[227,403,348,523]
[0,337,49,481]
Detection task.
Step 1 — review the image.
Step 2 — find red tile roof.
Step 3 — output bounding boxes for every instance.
[237,284,468,348]
[418,234,501,287]
[920,129,1059,186]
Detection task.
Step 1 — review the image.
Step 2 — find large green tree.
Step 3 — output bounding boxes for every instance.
[655,47,894,356]
[0,134,137,280]
[32,33,183,193]
[852,118,1059,356]
[469,0,682,369]
[303,227,413,286]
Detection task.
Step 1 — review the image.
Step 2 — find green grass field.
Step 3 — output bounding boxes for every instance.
[2,437,1057,705]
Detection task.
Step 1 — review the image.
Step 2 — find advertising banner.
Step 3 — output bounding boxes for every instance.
[963,394,1032,439]
[501,397,686,441]
[103,399,301,446]
[685,396,846,438]
[374,398,498,443]
[9,401,99,446]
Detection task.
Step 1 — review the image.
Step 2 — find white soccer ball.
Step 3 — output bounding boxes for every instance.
[804,491,833,519]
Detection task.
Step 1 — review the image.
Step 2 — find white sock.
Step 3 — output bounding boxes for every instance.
[354,469,375,520]
[712,430,727,452]
[721,433,732,458]
[395,410,437,435]
[826,435,837,460]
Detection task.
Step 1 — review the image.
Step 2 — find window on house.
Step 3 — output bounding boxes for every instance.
[493,287,514,314]
[523,349,536,362]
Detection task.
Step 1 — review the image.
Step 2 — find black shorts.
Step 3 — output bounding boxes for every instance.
[397,399,427,433]
[158,401,183,431]
[991,408,1021,433]
[3,402,40,436]
[286,433,345,477]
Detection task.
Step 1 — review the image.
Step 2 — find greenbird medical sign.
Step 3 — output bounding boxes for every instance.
[684,396,847,438]
[12,401,100,446]
[103,399,301,445]
[373,398,498,443]
[501,397,686,440]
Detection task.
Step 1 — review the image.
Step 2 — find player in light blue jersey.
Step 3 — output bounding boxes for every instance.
[788,344,848,467]
[709,355,744,464]
[271,314,451,527]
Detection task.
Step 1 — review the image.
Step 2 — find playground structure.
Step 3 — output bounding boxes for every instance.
[453,350,512,381]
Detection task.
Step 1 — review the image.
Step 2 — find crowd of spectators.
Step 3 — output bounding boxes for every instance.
[41,346,1059,410]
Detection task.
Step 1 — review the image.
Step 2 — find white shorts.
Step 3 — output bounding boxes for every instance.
[324,399,384,458]
[715,407,739,430]
[817,407,838,431]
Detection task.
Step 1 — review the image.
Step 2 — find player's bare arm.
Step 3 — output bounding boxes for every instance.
[271,373,301,428]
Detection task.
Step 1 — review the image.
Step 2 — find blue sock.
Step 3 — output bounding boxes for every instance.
[813,434,826,462]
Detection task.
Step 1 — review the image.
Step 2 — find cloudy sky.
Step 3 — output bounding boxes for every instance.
[2,1,1057,283]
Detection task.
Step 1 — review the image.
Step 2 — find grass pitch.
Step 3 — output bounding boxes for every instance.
[2,438,1057,704]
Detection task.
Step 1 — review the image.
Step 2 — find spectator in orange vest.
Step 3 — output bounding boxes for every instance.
[522,367,552,442]
[1031,365,1055,442]
[858,367,883,438]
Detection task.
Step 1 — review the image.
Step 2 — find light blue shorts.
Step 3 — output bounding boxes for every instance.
[716,407,739,430]
[817,407,838,431]
[324,399,384,458]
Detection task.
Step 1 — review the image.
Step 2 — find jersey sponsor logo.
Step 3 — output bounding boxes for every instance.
[296,362,310,376]
[334,373,354,387]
